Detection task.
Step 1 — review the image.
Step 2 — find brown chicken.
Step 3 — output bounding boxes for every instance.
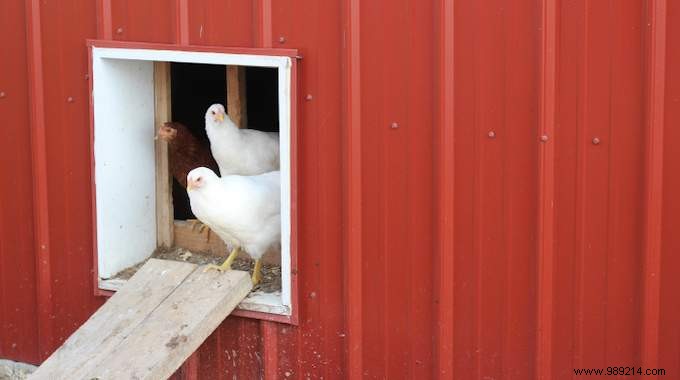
[157,122,219,235]
[157,121,219,188]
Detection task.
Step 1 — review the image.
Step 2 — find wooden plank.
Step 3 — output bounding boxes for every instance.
[173,220,229,257]
[82,269,252,380]
[226,66,247,129]
[173,220,280,265]
[155,61,174,247]
[30,259,197,380]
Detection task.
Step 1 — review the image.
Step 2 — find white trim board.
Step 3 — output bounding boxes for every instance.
[93,57,156,278]
[91,46,293,316]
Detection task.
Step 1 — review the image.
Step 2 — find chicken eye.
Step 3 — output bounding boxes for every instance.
[211,111,215,115]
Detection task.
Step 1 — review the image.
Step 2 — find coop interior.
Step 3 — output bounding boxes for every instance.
[92,47,292,316]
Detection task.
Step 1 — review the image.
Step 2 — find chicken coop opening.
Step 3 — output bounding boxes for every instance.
[169,63,280,222]
[89,43,296,320]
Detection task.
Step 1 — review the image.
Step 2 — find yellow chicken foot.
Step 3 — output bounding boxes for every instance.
[252,259,263,285]
[204,246,240,272]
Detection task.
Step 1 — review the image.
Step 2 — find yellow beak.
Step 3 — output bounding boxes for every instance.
[216,113,225,122]
[187,182,195,191]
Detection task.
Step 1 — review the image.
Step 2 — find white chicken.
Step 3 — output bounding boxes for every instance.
[205,103,280,176]
[186,167,280,284]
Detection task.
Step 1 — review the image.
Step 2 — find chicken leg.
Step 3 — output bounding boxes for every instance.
[251,259,263,285]
[204,246,240,272]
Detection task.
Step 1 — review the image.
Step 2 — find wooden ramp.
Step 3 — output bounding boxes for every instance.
[29,259,252,380]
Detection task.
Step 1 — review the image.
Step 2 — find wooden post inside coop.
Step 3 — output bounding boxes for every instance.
[227,66,247,129]
[154,61,174,247]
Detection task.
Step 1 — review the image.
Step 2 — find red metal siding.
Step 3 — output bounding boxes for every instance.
[188,0,254,47]
[660,1,680,378]
[0,0,39,363]
[1,0,679,379]
[551,2,647,378]
[38,0,105,356]
[110,0,177,44]
[451,2,540,379]
[359,0,435,376]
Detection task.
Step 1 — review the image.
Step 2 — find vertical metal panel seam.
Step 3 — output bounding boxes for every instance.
[536,0,557,379]
[471,2,482,377]
[95,0,112,39]
[574,1,589,370]
[343,0,363,377]
[642,0,666,376]
[434,0,455,378]
[176,0,189,45]
[255,0,272,48]
[261,320,279,379]
[24,0,54,361]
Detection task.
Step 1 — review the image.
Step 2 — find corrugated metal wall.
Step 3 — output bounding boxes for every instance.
[0,0,678,379]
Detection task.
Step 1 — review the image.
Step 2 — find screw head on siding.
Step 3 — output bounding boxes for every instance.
[278,36,286,44]
[85,74,90,80]
[488,131,496,138]
[540,134,549,142]
[305,94,313,101]
[390,122,399,129]
[0,91,5,98]
[592,137,601,145]
[116,27,123,34]
[67,96,74,103]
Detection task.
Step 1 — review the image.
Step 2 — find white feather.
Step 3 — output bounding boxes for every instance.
[205,104,279,176]
[187,167,280,260]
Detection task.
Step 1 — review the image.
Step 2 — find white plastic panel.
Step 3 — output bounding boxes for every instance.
[93,58,156,278]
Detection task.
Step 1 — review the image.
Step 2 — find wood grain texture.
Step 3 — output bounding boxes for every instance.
[155,61,174,247]
[31,259,251,380]
[30,259,196,379]
[227,66,247,129]
[174,220,280,265]
[83,267,251,380]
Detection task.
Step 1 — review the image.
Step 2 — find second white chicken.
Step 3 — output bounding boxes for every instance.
[204,103,279,176]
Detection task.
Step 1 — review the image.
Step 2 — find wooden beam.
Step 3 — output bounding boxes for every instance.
[227,66,247,129]
[173,220,280,265]
[155,62,174,247]
[174,220,229,257]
